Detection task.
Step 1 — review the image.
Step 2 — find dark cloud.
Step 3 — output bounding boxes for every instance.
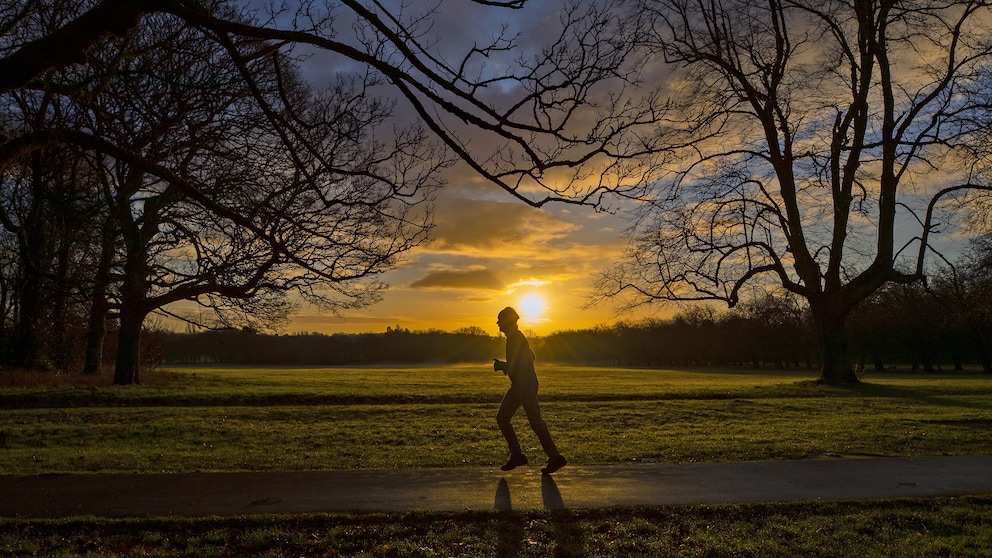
[428,194,572,253]
[409,268,504,290]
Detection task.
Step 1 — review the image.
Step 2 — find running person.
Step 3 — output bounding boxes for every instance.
[492,306,567,474]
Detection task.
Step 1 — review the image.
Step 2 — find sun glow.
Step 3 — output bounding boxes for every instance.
[519,293,546,321]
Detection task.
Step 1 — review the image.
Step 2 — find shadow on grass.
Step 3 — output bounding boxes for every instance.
[492,479,524,557]
[492,475,586,556]
[493,512,526,558]
[818,381,992,411]
[543,475,588,556]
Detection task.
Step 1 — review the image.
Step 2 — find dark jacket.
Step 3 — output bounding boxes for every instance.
[504,329,538,388]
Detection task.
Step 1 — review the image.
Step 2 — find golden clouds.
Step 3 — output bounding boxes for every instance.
[270,188,642,335]
[407,193,601,294]
[361,190,636,334]
[409,267,504,290]
[425,195,576,257]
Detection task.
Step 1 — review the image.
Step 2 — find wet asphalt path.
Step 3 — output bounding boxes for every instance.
[2,455,991,519]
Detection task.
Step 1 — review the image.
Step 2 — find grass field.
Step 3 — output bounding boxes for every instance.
[2,365,991,474]
[2,365,992,556]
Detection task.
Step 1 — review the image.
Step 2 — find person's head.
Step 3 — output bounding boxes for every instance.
[497,306,520,335]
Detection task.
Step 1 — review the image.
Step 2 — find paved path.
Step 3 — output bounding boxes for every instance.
[2,455,991,519]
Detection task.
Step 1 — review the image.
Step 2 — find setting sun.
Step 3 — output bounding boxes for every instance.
[519,294,546,321]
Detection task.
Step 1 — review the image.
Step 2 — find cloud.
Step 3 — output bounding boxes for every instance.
[409,267,504,290]
[427,194,577,255]
[396,186,632,300]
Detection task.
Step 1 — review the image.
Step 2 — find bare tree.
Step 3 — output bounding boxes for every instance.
[0,103,102,371]
[596,0,992,383]
[76,9,446,384]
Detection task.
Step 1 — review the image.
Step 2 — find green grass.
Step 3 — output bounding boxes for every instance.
[2,498,992,557]
[2,365,991,474]
[2,365,992,556]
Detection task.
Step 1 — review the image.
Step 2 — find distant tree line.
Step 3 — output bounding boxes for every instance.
[162,238,991,373]
[160,326,504,366]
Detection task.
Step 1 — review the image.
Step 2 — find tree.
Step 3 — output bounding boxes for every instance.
[0,104,101,371]
[77,8,444,384]
[597,0,992,383]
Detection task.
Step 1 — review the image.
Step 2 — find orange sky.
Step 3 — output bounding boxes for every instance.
[161,174,664,337]
[284,166,664,337]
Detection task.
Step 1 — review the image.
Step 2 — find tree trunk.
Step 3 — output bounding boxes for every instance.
[10,152,51,369]
[0,281,7,357]
[113,302,145,385]
[49,239,71,371]
[112,172,152,385]
[82,297,107,375]
[812,302,859,385]
[82,217,115,375]
[977,332,991,374]
[11,276,44,368]
[112,253,148,385]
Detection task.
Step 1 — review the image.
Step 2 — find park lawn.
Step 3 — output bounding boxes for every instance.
[2,365,992,557]
[1,365,991,474]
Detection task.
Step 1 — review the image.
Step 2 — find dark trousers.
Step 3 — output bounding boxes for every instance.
[496,382,559,458]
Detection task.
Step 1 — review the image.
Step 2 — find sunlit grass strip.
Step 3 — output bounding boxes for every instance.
[3,365,990,407]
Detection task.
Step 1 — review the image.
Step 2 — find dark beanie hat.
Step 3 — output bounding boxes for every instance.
[498,307,520,322]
